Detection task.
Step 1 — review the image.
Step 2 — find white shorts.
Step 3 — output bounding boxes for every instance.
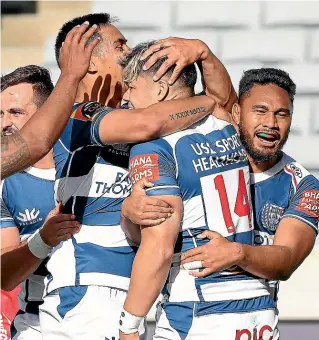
[153,300,279,340]
[12,312,41,340]
[39,286,145,340]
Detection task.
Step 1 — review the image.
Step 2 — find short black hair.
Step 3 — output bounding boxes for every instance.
[238,68,296,104]
[1,65,54,107]
[55,13,116,65]
[120,40,197,89]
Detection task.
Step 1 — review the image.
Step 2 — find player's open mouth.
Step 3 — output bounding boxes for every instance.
[255,132,279,146]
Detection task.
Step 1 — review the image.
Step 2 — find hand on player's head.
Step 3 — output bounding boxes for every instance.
[141,37,208,85]
[59,21,100,81]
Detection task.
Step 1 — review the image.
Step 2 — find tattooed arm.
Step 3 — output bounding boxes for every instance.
[1,134,31,179]
[1,23,99,179]
[95,95,215,145]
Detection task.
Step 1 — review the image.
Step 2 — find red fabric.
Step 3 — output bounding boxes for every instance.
[1,287,20,340]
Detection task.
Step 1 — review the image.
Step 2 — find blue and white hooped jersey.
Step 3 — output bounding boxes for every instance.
[251,152,319,300]
[46,102,135,295]
[0,167,55,314]
[129,116,272,311]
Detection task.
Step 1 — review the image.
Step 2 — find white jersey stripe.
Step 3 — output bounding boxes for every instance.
[74,224,135,248]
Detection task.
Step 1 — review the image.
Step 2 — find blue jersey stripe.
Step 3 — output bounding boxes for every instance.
[73,240,137,281]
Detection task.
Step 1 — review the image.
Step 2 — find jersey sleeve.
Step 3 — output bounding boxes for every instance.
[57,102,114,152]
[54,102,114,176]
[282,175,319,234]
[0,182,16,228]
[128,139,181,197]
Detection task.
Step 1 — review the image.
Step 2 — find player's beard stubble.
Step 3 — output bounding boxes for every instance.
[238,123,290,163]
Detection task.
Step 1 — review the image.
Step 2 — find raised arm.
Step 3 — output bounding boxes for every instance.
[141,37,237,112]
[1,23,99,179]
[95,95,216,145]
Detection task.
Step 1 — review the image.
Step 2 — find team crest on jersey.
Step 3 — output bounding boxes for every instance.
[112,144,130,152]
[81,101,104,119]
[72,102,103,121]
[261,203,285,231]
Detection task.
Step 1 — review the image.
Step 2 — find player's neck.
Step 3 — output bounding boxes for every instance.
[75,77,122,108]
[248,154,281,174]
[33,150,54,170]
[167,88,194,101]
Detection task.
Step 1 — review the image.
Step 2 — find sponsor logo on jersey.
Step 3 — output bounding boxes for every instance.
[296,190,319,218]
[95,171,132,196]
[129,154,160,183]
[261,203,285,231]
[235,325,273,339]
[189,132,247,173]
[289,163,303,178]
[16,208,43,226]
[107,144,131,157]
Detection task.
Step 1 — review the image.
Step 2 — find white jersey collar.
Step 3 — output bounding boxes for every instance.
[250,153,290,184]
[24,167,56,181]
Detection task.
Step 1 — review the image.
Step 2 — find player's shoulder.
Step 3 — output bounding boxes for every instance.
[71,101,114,121]
[163,115,233,147]
[283,153,319,189]
[130,137,173,156]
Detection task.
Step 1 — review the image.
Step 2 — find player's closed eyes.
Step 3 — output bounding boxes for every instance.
[8,109,25,117]
[254,109,267,114]
[276,112,290,117]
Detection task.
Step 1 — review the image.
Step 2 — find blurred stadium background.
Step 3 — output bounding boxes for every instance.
[1,1,319,339]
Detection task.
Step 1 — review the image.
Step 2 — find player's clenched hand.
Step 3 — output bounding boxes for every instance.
[121,178,173,226]
[180,230,244,278]
[141,37,210,85]
[39,204,80,247]
[59,21,100,81]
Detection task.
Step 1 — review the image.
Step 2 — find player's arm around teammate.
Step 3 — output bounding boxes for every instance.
[87,37,239,146]
[1,204,80,291]
[180,217,317,280]
[1,22,100,179]
[90,94,216,145]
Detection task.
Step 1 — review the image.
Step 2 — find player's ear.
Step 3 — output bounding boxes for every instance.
[232,103,241,126]
[88,56,98,73]
[157,80,169,102]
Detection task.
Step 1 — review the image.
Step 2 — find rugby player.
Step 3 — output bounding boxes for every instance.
[1,23,100,179]
[0,65,81,340]
[181,69,319,310]
[39,13,233,340]
[119,42,278,340]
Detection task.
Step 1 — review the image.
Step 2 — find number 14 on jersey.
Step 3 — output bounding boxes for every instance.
[200,168,252,236]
